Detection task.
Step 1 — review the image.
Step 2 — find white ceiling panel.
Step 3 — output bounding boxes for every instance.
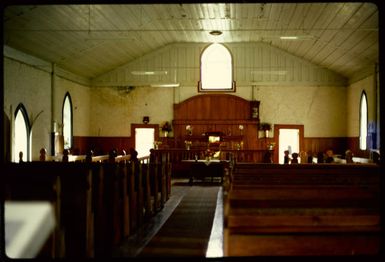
[3,2,379,80]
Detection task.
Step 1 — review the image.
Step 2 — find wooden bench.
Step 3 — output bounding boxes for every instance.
[4,151,170,258]
[224,163,382,256]
[4,162,93,258]
[4,162,64,258]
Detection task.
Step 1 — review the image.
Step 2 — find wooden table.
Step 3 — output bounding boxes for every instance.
[181,159,228,184]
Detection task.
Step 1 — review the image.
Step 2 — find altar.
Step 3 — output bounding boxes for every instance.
[181,159,229,184]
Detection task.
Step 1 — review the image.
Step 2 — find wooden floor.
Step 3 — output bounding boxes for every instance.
[112,178,223,258]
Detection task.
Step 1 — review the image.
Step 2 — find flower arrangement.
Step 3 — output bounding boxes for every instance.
[186,125,193,135]
[239,124,244,135]
[161,121,172,132]
[184,140,192,150]
[205,148,213,158]
[259,122,272,131]
[154,141,162,149]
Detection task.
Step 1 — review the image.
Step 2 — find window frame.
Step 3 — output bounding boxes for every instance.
[198,43,236,92]
[62,92,73,150]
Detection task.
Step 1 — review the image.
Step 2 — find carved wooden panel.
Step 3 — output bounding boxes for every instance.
[173,94,259,149]
[174,94,251,120]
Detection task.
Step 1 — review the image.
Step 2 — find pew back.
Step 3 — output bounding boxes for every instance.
[224,163,382,256]
[4,153,169,258]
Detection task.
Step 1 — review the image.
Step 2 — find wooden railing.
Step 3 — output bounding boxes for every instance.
[152,148,271,162]
[150,148,272,178]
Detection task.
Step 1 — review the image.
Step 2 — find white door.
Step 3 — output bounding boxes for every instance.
[135,128,155,158]
[278,129,300,164]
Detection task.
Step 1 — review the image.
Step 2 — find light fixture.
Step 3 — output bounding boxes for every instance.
[150,83,180,88]
[143,116,150,124]
[280,36,299,40]
[209,30,222,36]
[131,71,168,75]
[251,70,287,76]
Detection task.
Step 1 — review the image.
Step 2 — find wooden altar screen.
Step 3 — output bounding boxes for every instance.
[172,94,260,150]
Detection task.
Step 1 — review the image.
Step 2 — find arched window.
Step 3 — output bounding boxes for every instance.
[62,93,73,150]
[359,91,368,150]
[14,104,30,162]
[199,43,234,92]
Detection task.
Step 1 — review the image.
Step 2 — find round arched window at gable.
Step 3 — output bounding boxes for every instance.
[199,43,235,92]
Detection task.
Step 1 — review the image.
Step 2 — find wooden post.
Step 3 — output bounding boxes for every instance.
[121,161,130,238]
[137,162,144,227]
[129,161,138,232]
[144,162,152,218]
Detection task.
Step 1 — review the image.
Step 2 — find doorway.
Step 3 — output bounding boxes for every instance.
[131,124,158,158]
[273,125,304,164]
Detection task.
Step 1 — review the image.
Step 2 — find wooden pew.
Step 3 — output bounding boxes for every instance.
[5,153,129,258]
[4,162,65,258]
[224,163,381,256]
[149,151,169,211]
[125,154,153,235]
[4,162,94,258]
[4,151,170,258]
[91,152,131,257]
[59,163,94,258]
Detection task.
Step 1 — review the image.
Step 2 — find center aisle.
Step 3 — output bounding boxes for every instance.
[138,183,220,257]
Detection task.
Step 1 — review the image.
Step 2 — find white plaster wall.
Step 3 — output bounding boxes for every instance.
[89,86,173,137]
[5,44,368,158]
[3,57,51,161]
[175,84,346,137]
[346,75,376,137]
[4,57,91,160]
[3,53,351,160]
[255,85,347,137]
[55,77,91,137]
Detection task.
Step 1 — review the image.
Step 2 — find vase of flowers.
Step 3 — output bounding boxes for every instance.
[161,121,172,137]
[154,141,162,150]
[184,140,192,150]
[205,148,213,161]
[259,122,272,138]
[239,124,244,135]
[186,125,193,136]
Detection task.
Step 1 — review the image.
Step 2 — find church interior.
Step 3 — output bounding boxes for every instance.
[2,1,384,259]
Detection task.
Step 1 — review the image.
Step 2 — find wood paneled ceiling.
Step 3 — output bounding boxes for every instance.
[3,2,379,80]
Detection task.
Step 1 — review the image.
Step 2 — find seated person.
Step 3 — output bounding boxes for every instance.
[283,150,291,164]
[372,151,380,164]
[325,149,334,163]
[299,151,307,164]
[307,151,314,163]
[291,153,299,164]
[345,149,354,163]
[317,151,324,163]
[263,151,273,163]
